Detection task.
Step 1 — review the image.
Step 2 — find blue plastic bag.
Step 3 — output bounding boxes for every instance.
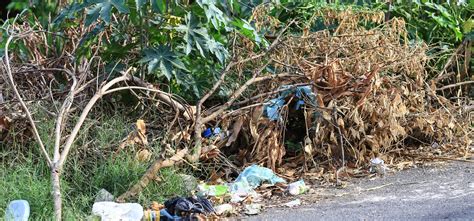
[231,165,286,193]
[263,85,317,120]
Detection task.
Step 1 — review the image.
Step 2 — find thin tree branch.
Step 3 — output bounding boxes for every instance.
[2,35,52,167]
[202,73,305,123]
[436,81,474,91]
[57,72,132,169]
[52,68,77,163]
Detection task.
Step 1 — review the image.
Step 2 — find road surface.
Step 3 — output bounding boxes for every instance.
[244,161,473,220]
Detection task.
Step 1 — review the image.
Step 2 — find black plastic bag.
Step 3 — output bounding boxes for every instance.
[164,196,214,216]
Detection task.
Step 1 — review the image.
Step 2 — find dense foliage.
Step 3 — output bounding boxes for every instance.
[2,0,472,101]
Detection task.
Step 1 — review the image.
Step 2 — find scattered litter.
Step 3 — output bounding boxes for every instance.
[244,203,263,215]
[94,189,115,202]
[92,202,143,221]
[150,201,164,211]
[198,183,229,196]
[284,199,301,207]
[230,181,257,200]
[143,201,165,220]
[230,193,247,203]
[230,190,261,203]
[229,165,285,202]
[287,180,307,195]
[369,158,386,175]
[5,200,29,221]
[214,204,233,215]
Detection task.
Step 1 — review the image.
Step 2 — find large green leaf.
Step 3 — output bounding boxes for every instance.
[207,38,228,64]
[78,23,106,47]
[85,0,130,26]
[197,0,228,29]
[175,13,228,63]
[232,19,263,44]
[151,0,165,13]
[175,13,210,56]
[139,46,187,80]
[53,1,86,25]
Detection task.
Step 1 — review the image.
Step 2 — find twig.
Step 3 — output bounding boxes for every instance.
[57,73,132,168]
[231,83,313,107]
[332,105,345,185]
[436,81,474,91]
[129,76,193,120]
[202,73,305,124]
[434,39,467,82]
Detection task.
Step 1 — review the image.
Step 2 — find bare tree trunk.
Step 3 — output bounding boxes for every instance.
[51,168,62,221]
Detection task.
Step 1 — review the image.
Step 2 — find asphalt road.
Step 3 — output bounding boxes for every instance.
[244,161,474,221]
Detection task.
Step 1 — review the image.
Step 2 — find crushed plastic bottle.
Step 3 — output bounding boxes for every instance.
[369,157,386,175]
[287,180,307,195]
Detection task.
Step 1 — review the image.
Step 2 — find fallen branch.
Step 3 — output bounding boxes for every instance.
[117,148,188,202]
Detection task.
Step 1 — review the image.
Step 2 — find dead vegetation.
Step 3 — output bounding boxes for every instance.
[154,10,472,190]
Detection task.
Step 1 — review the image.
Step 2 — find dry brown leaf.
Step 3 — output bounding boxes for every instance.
[226,116,244,146]
[136,149,152,162]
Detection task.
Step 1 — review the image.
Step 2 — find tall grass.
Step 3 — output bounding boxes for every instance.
[1,111,187,219]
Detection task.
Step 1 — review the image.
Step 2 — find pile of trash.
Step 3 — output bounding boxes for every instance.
[77,165,307,220]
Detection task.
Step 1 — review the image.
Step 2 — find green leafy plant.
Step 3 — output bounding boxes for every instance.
[139,45,188,80]
[85,0,130,26]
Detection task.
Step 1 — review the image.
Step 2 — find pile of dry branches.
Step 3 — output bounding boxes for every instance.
[180,12,472,178]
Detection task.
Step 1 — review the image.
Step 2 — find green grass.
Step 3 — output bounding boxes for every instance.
[1,112,188,220]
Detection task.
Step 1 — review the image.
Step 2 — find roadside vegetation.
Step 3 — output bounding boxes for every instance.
[1,0,472,219]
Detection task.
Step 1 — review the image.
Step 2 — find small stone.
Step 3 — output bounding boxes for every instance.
[92,202,143,221]
[214,204,233,215]
[244,203,263,215]
[95,189,115,202]
[284,199,301,207]
[179,174,198,193]
[5,200,30,221]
